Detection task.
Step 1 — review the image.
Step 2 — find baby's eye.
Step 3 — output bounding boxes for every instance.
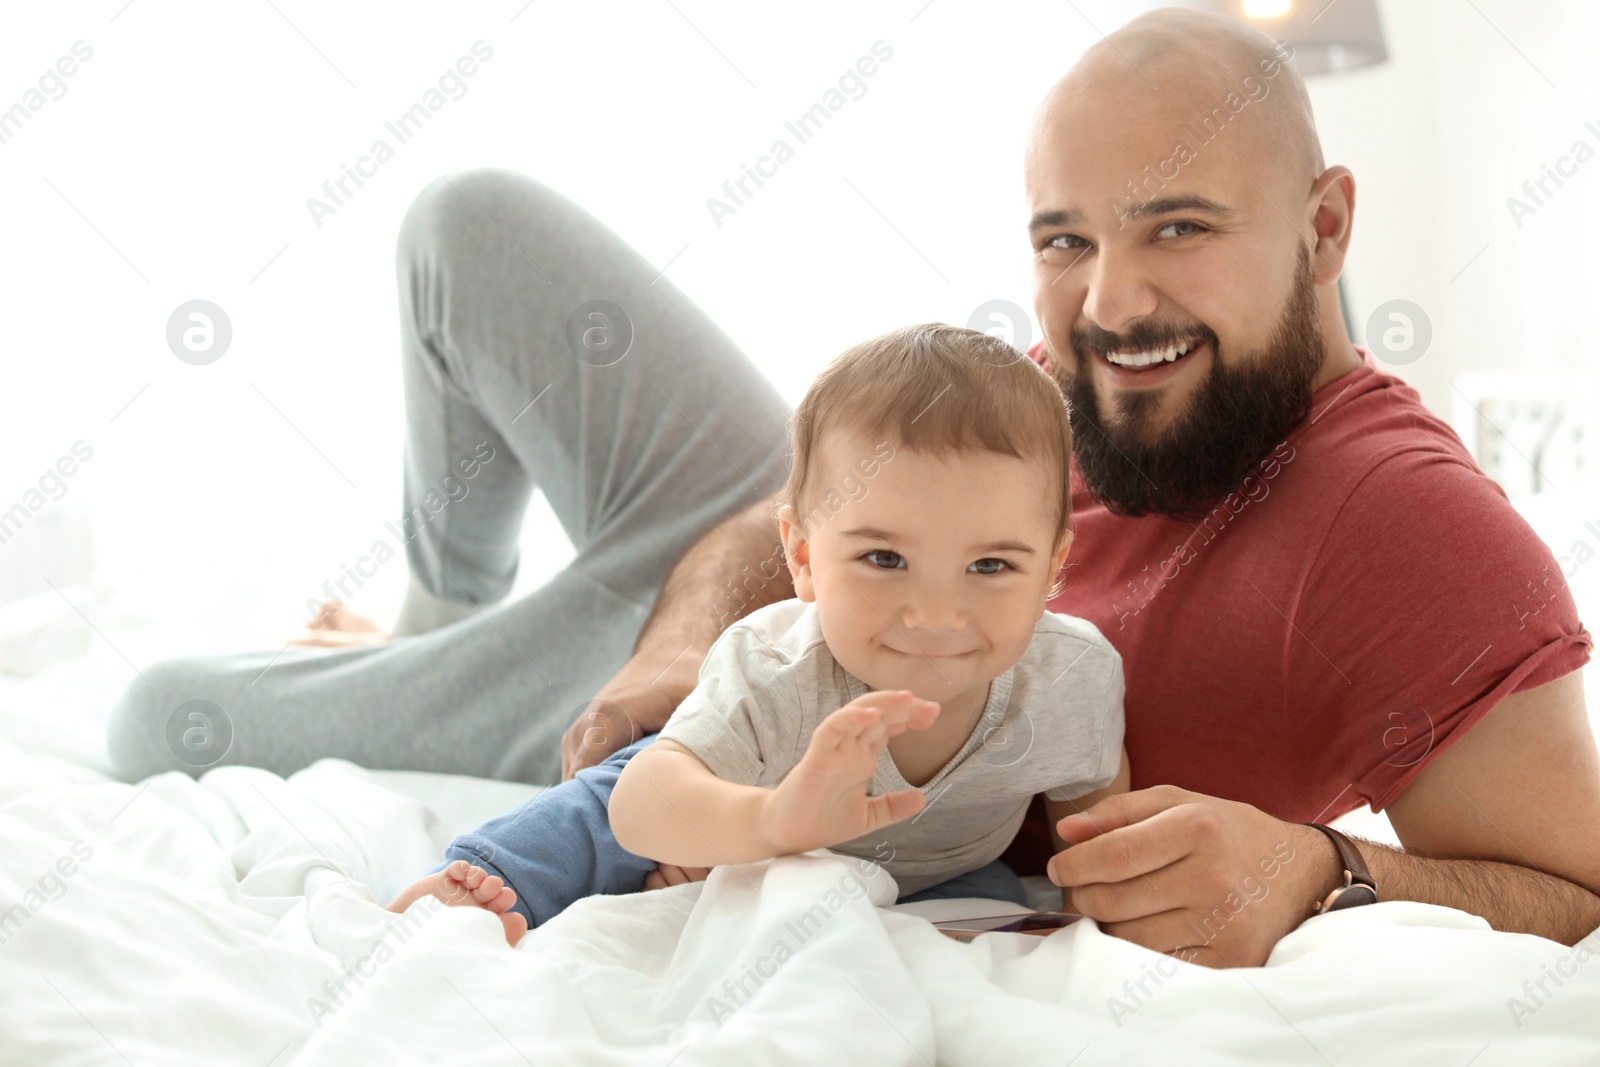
[863,549,905,570]
[970,558,1011,575]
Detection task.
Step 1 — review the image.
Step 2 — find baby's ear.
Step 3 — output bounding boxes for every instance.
[1044,528,1074,602]
[1054,527,1075,567]
[777,506,816,602]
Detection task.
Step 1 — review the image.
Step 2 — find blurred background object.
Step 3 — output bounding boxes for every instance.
[1200,0,1390,76]
[1452,370,1600,497]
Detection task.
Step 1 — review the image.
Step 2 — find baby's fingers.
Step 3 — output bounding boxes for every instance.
[816,702,882,742]
[817,695,936,751]
[862,787,926,832]
[878,700,940,736]
[845,689,922,721]
[869,698,940,734]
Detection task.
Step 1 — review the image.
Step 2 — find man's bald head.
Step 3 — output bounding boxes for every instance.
[1028,7,1324,201]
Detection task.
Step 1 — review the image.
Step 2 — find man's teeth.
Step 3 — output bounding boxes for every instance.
[1104,339,1197,368]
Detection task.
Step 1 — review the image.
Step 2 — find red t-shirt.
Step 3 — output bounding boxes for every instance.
[1029,342,1592,825]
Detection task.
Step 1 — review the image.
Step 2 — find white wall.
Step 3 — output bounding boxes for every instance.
[1310,0,1600,416]
[0,0,1116,632]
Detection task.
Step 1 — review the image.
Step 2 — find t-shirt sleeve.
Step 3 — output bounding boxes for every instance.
[1040,636,1128,803]
[656,620,799,786]
[1288,450,1592,814]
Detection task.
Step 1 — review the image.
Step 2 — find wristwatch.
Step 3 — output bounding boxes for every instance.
[1303,823,1379,913]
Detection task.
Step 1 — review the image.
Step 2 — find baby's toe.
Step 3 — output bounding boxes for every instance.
[501,911,529,948]
[473,874,506,904]
[486,885,518,914]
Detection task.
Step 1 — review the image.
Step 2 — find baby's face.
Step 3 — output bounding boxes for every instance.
[779,430,1071,706]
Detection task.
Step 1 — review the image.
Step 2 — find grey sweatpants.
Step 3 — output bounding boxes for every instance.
[107,169,793,785]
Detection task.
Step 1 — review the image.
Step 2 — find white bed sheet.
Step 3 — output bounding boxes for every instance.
[3,732,1599,1066]
[1,560,1598,1063]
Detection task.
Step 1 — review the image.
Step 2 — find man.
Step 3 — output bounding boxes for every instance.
[109,8,1600,968]
[1012,8,1600,968]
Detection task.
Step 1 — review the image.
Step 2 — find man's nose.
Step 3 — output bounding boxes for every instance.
[1080,248,1159,335]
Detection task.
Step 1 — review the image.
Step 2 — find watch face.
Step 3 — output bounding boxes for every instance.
[1326,884,1379,911]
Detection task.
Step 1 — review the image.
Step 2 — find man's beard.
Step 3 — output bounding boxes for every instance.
[1053,243,1326,523]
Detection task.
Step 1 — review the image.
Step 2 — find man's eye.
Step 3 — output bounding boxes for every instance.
[863,550,904,570]
[1046,233,1087,250]
[970,558,1011,575]
[1156,220,1205,239]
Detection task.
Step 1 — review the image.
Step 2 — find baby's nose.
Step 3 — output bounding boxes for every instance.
[900,618,969,655]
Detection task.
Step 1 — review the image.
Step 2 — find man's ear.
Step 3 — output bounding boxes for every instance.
[777,504,816,603]
[1307,164,1355,287]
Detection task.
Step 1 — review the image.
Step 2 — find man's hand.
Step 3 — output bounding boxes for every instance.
[1048,785,1339,969]
[759,691,939,855]
[560,693,657,781]
[562,490,792,780]
[560,637,711,780]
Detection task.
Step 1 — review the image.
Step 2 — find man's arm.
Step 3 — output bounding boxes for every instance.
[1048,670,1600,967]
[1337,668,1600,945]
[560,492,794,779]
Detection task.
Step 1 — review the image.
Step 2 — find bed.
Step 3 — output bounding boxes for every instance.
[2,488,1598,1065]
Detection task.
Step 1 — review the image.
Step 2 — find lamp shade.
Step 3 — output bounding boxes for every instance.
[1202,0,1388,76]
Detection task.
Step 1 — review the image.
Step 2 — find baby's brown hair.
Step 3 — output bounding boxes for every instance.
[777,323,1074,591]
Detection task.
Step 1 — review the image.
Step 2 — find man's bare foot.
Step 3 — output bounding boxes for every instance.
[291,599,391,649]
[386,860,529,947]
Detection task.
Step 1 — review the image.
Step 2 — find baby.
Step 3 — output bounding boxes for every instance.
[387,323,1130,945]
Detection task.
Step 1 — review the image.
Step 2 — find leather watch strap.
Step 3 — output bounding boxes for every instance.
[1303,822,1379,913]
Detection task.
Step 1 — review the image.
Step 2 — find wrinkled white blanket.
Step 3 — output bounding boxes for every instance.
[3,737,1598,1066]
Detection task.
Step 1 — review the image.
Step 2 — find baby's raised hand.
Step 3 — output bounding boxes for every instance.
[759,689,939,856]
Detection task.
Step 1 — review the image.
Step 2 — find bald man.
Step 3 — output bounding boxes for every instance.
[109,7,1600,968]
[1014,7,1599,966]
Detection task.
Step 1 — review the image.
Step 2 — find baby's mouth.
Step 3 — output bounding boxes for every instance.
[889,645,972,658]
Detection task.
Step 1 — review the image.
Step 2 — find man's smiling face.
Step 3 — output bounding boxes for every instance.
[1025,9,1360,521]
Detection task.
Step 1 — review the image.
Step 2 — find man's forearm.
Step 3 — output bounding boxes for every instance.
[1341,835,1600,945]
[628,492,793,698]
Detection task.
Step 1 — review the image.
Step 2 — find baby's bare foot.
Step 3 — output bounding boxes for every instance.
[386,860,528,947]
[291,599,391,648]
